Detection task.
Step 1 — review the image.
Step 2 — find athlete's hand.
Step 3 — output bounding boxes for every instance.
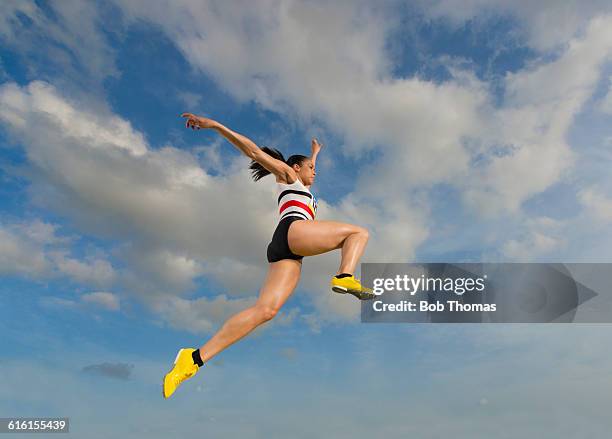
[181,113,218,130]
[311,138,323,154]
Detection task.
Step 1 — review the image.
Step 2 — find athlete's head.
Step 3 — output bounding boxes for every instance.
[249,147,316,185]
[290,156,316,186]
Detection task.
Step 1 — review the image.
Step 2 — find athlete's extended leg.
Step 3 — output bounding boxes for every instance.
[198,259,302,363]
[163,259,301,398]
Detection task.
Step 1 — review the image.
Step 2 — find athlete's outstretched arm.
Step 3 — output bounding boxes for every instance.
[181,112,260,157]
[181,113,295,182]
[310,138,323,168]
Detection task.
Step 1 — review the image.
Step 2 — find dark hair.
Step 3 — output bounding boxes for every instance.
[249,147,308,182]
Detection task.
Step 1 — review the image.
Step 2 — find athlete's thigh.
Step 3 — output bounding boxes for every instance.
[256,259,302,310]
[287,220,360,257]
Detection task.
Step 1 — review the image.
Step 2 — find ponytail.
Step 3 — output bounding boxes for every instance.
[249,147,308,182]
[249,147,285,181]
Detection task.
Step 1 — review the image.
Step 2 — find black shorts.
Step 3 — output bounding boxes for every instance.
[267,216,305,263]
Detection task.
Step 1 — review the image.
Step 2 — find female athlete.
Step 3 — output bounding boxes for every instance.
[163,113,374,398]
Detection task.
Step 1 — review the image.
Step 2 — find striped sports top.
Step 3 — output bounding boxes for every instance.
[276,179,318,223]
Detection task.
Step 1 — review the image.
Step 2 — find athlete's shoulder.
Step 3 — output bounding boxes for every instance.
[276,176,301,187]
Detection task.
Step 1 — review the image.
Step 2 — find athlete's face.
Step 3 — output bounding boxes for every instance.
[296,159,316,186]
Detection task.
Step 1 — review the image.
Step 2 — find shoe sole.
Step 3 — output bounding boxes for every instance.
[162,349,188,399]
[332,286,375,300]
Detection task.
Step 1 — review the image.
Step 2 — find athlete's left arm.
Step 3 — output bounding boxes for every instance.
[305,138,322,189]
[310,138,322,168]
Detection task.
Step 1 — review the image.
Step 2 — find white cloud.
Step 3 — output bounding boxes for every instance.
[600,75,612,115]
[0,0,117,88]
[13,219,70,245]
[0,81,147,156]
[0,218,119,294]
[120,244,206,293]
[578,188,612,222]
[0,224,53,277]
[421,0,612,51]
[496,216,566,261]
[176,91,203,108]
[460,15,612,215]
[503,231,563,261]
[39,291,121,313]
[82,291,121,311]
[151,294,257,333]
[51,252,116,287]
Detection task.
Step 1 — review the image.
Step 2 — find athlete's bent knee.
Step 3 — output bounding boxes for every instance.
[356,226,369,241]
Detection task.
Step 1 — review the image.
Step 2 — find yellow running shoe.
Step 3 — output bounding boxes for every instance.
[163,348,200,399]
[330,275,375,300]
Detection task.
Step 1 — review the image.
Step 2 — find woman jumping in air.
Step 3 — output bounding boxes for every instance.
[163,113,374,399]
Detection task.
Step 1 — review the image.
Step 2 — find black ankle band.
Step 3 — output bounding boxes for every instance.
[192,348,204,366]
[335,273,352,279]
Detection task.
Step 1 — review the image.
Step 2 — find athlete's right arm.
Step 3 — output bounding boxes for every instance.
[181,113,296,183]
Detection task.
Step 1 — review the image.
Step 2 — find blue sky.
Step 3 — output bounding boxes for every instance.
[2,1,612,437]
